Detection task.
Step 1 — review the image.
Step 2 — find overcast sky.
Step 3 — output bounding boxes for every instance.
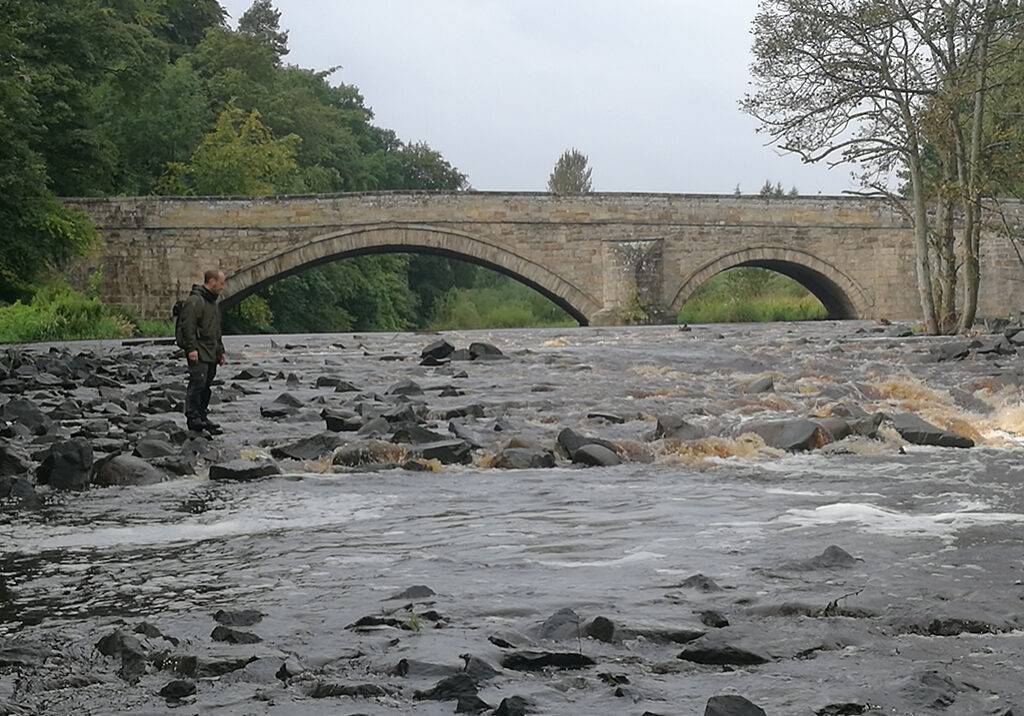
[219,1,858,195]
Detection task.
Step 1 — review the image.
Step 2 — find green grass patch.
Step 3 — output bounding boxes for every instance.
[0,280,160,343]
[679,268,826,323]
[427,274,576,330]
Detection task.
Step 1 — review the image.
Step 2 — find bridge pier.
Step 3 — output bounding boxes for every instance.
[590,238,675,325]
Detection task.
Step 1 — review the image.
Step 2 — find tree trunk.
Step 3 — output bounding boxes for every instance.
[908,149,939,334]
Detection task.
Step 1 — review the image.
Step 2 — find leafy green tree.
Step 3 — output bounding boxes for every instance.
[158,103,305,195]
[238,0,289,63]
[547,148,593,194]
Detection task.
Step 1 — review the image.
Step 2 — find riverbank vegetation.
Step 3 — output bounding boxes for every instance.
[678,268,826,324]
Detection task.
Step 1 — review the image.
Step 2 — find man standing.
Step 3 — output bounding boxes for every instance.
[179,269,226,434]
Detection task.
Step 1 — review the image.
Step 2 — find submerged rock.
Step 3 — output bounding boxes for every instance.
[93,454,165,487]
[208,460,281,481]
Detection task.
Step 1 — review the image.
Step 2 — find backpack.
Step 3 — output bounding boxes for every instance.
[172,298,187,349]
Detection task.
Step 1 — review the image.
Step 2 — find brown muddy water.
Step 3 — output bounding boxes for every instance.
[3,320,1024,715]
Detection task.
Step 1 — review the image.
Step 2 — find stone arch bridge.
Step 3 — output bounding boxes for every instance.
[63,192,1024,324]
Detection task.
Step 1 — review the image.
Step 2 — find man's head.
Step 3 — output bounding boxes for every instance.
[203,269,226,295]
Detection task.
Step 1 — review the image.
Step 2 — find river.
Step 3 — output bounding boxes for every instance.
[2,321,1024,715]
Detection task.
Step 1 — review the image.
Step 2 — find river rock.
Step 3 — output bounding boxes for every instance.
[572,443,621,466]
[133,439,177,459]
[900,669,958,709]
[745,376,775,393]
[651,415,706,441]
[320,408,362,432]
[584,616,616,643]
[744,418,828,451]
[159,679,196,700]
[271,432,346,460]
[332,440,407,467]
[536,607,581,640]
[556,427,618,458]
[0,443,32,475]
[678,643,770,665]
[208,460,281,482]
[410,439,472,464]
[36,439,93,491]
[891,412,974,448]
[501,650,595,671]
[494,695,535,716]
[392,425,448,444]
[0,476,41,508]
[469,342,504,359]
[929,341,972,362]
[678,573,723,591]
[699,610,729,628]
[493,447,556,469]
[421,339,455,361]
[386,378,423,396]
[213,609,264,626]
[704,694,768,715]
[311,682,398,698]
[2,398,55,435]
[93,454,165,487]
[210,626,261,644]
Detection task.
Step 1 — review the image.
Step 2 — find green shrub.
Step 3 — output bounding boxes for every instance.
[427,275,575,330]
[0,280,149,342]
[679,268,826,323]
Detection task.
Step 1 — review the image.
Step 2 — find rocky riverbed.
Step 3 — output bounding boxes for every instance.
[3,320,1024,715]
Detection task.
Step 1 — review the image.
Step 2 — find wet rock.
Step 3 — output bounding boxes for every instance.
[232,368,267,380]
[381,401,426,425]
[311,682,399,698]
[619,624,705,645]
[213,609,264,627]
[678,643,770,665]
[320,408,363,432]
[0,476,41,508]
[386,378,423,396]
[704,694,768,715]
[815,703,869,715]
[410,439,472,464]
[436,403,486,420]
[271,432,346,460]
[537,607,581,640]
[813,417,852,441]
[356,416,390,437]
[744,418,829,451]
[469,341,505,359]
[493,447,556,469]
[133,438,177,459]
[927,617,1000,636]
[900,669,958,709]
[0,642,57,667]
[96,629,148,683]
[793,545,860,569]
[421,339,455,361]
[157,652,258,678]
[208,459,281,482]
[159,679,196,700]
[556,427,618,458]
[494,695,535,716]
[210,625,261,644]
[135,622,179,646]
[699,610,730,628]
[392,425,448,444]
[333,439,407,467]
[36,439,93,491]
[572,443,621,466]
[584,616,616,643]
[745,376,775,393]
[929,341,972,362]
[488,630,532,649]
[651,415,706,441]
[587,411,624,424]
[461,653,501,681]
[891,412,974,448]
[92,454,166,487]
[414,672,481,702]
[678,574,723,592]
[389,658,460,678]
[2,398,55,435]
[387,584,436,600]
[501,650,595,671]
[975,334,1015,355]
[0,444,32,475]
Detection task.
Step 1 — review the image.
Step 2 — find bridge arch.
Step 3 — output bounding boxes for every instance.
[219,224,600,324]
[669,247,872,320]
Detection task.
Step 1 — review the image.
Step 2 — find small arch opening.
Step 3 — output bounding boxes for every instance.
[678,265,831,323]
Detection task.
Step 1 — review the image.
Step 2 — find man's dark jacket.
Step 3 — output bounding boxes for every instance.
[179,284,224,363]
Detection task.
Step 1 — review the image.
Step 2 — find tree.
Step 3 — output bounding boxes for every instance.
[547,148,593,194]
[742,0,1024,334]
[238,0,288,63]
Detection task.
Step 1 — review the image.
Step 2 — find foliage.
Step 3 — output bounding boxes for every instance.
[743,0,1024,334]
[678,268,826,323]
[427,269,574,330]
[0,281,141,342]
[547,148,593,194]
[238,0,289,63]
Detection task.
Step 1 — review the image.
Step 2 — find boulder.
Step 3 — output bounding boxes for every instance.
[469,342,505,360]
[744,418,829,451]
[386,378,423,396]
[320,408,362,432]
[745,376,775,393]
[0,476,41,508]
[891,413,974,448]
[584,616,615,643]
[208,460,281,482]
[94,454,165,487]
[133,439,177,459]
[494,696,535,716]
[410,440,472,464]
[271,432,346,460]
[0,444,32,475]
[213,609,264,627]
[556,427,618,459]
[493,448,556,469]
[210,626,261,644]
[501,650,595,671]
[651,415,705,441]
[159,680,196,700]
[704,694,768,716]
[572,443,621,467]
[392,425,448,444]
[36,439,93,491]
[536,607,581,640]
[421,339,455,361]
[678,643,770,665]
[2,398,54,435]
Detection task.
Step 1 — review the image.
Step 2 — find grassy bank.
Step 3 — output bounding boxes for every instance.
[678,268,826,323]
[427,274,576,329]
[0,281,171,343]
